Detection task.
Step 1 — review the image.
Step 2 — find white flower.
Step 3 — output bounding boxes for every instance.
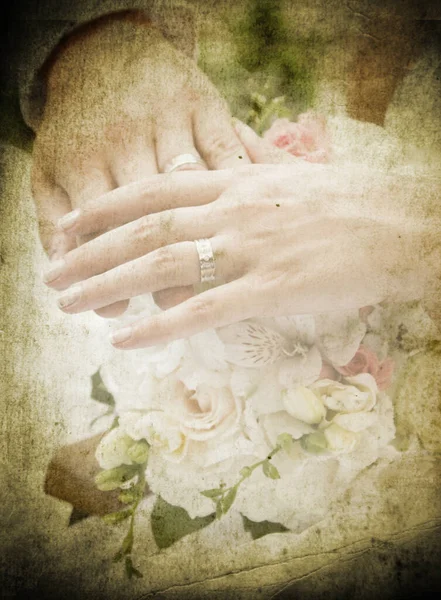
[282,386,326,424]
[312,373,377,413]
[117,377,245,468]
[95,427,135,470]
[323,423,359,454]
[119,411,187,462]
[174,384,240,442]
[218,311,365,389]
[259,412,313,447]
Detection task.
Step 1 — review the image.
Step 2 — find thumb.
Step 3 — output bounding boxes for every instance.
[232,119,299,165]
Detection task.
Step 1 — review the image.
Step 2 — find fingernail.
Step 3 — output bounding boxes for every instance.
[58,209,81,231]
[43,259,65,283]
[110,327,132,345]
[57,285,81,309]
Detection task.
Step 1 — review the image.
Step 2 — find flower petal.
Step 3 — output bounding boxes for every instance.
[261,411,313,446]
[278,346,322,388]
[316,310,366,366]
[219,320,287,367]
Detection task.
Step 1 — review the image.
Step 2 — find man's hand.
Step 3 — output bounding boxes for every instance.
[32,13,250,316]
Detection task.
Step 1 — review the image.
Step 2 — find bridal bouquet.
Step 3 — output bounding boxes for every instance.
[90,111,399,577]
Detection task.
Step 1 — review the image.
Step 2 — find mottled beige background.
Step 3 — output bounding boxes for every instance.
[1,1,441,598]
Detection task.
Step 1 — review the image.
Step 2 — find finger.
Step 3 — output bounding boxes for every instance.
[44,204,217,291]
[109,137,161,312]
[57,170,234,237]
[109,280,255,349]
[232,119,300,164]
[109,147,158,187]
[194,100,251,169]
[152,286,195,310]
[31,166,76,260]
[155,112,207,174]
[60,164,129,317]
[56,239,233,314]
[153,113,207,310]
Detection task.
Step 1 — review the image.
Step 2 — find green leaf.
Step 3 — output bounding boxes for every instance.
[95,464,140,492]
[127,440,149,464]
[277,433,294,453]
[200,488,223,499]
[239,466,253,479]
[102,509,133,525]
[119,490,138,505]
[151,496,215,549]
[125,556,143,579]
[121,526,134,555]
[241,514,289,540]
[90,369,115,408]
[221,487,237,514]
[300,431,328,455]
[262,461,280,480]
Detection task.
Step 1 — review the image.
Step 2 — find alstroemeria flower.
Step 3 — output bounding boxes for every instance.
[218,312,366,390]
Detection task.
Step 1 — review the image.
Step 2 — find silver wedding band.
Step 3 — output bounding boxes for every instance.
[163,153,207,173]
[194,239,216,283]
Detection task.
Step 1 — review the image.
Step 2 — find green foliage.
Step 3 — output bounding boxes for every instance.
[241,515,289,540]
[102,508,133,525]
[277,433,295,453]
[125,556,143,579]
[231,0,322,114]
[96,457,147,579]
[95,464,140,492]
[90,369,116,428]
[151,496,215,550]
[300,431,329,455]
[201,436,295,518]
[127,440,150,464]
[262,460,280,480]
[90,369,115,408]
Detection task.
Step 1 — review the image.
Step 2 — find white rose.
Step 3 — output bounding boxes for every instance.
[95,427,135,470]
[312,373,377,413]
[173,382,241,443]
[282,386,326,424]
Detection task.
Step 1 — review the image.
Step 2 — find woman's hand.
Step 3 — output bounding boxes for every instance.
[42,122,440,349]
[32,13,250,316]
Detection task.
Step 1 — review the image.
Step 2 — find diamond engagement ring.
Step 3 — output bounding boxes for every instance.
[163,153,207,173]
[194,239,216,283]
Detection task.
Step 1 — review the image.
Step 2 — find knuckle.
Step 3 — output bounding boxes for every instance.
[150,245,177,272]
[132,214,155,240]
[189,296,215,321]
[205,131,243,162]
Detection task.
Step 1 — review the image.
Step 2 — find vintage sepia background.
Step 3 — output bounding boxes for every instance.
[1,1,441,598]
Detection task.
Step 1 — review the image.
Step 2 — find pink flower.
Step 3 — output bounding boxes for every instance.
[335,345,394,391]
[263,112,330,163]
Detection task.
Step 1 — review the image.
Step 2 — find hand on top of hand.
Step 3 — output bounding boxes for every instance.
[42,121,432,350]
[32,13,250,316]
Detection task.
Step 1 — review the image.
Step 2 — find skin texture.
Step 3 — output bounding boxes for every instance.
[31,14,250,316]
[41,121,441,350]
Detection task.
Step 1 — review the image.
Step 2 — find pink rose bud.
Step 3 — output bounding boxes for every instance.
[263,112,331,163]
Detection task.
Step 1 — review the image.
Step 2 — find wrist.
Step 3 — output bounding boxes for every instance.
[43,11,163,101]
